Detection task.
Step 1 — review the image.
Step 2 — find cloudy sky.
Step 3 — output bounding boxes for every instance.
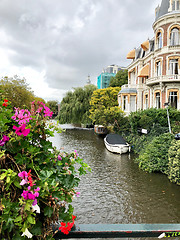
[0,0,161,102]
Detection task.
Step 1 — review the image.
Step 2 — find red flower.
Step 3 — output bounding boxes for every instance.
[59,215,76,235]
[28,170,33,187]
[2,99,8,107]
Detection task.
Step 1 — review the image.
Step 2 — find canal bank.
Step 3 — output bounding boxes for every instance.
[50,127,180,228]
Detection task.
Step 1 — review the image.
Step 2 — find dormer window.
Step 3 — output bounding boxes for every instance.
[170,27,180,46]
[172,0,180,10]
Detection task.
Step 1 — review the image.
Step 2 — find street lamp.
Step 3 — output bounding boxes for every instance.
[164,102,171,133]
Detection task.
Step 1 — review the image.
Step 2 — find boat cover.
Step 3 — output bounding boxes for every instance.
[106,134,127,145]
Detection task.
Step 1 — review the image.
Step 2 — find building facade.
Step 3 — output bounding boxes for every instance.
[118,0,180,115]
[97,72,116,89]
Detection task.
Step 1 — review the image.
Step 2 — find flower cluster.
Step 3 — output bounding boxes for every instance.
[59,215,76,235]
[0,97,90,239]
[0,135,9,146]
[2,99,8,107]
[31,101,53,118]
[18,170,40,207]
[12,108,32,125]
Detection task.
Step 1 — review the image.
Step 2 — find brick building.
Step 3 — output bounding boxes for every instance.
[118,0,180,115]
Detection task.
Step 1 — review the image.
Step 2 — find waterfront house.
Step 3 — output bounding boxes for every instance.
[118,0,180,115]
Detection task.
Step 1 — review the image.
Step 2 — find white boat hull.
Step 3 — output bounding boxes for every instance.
[104,138,130,154]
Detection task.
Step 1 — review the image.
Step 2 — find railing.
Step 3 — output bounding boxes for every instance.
[121,84,137,89]
[146,75,180,86]
[53,224,180,239]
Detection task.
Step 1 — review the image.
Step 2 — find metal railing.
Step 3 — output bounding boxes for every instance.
[53,224,180,239]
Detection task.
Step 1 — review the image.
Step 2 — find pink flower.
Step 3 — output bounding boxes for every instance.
[0,135,9,146]
[44,106,53,117]
[21,190,35,200]
[76,192,80,197]
[12,108,32,125]
[18,171,29,185]
[18,171,28,179]
[58,155,62,161]
[13,124,30,136]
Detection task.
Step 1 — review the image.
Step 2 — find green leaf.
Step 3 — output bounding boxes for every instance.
[6,176,10,183]
[14,215,22,223]
[44,206,54,217]
[27,215,36,224]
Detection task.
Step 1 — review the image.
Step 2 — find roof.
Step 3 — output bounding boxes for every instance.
[106,134,127,145]
[155,0,173,21]
[119,88,137,94]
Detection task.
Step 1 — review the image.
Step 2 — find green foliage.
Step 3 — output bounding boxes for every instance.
[168,140,180,185]
[109,69,128,87]
[0,76,36,109]
[89,87,124,127]
[46,100,59,116]
[0,97,91,239]
[58,85,97,124]
[129,108,180,134]
[136,133,174,174]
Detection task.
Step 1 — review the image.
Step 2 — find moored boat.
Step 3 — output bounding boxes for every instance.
[104,134,130,154]
[94,125,108,136]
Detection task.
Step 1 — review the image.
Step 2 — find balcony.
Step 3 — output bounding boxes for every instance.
[121,84,137,89]
[146,75,180,86]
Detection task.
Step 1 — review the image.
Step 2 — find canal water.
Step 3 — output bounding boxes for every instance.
[50,125,180,239]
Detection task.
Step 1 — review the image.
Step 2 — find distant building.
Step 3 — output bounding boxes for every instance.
[102,65,126,74]
[97,65,126,89]
[118,0,180,115]
[97,72,116,89]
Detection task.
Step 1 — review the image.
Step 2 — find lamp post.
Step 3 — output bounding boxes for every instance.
[164,102,171,134]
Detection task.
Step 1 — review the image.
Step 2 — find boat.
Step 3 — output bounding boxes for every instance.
[94,125,108,136]
[104,134,130,154]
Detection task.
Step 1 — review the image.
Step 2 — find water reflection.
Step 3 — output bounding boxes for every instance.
[50,127,180,238]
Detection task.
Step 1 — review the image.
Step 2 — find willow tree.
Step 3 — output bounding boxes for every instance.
[58,84,97,124]
[89,87,124,127]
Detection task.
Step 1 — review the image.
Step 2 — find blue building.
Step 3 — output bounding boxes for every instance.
[97,72,116,89]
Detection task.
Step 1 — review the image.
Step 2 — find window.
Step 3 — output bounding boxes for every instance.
[172,0,180,10]
[169,59,179,74]
[170,28,180,46]
[131,70,136,85]
[156,61,161,76]
[155,92,161,109]
[123,96,128,111]
[169,91,178,108]
[157,32,162,49]
[145,95,148,109]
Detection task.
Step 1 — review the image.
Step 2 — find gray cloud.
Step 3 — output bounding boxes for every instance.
[0,0,161,93]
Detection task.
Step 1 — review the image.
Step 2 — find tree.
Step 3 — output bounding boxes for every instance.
[58,85,97,124]
[46,100,59,116]
[109,69,128,87]
[89,87,124,127]
[0,76,35,109]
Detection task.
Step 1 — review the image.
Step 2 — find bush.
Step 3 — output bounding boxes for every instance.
[168,140,180,185]
[137,133,174,174]
[0,98,90,239]
[129,108,180,134]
